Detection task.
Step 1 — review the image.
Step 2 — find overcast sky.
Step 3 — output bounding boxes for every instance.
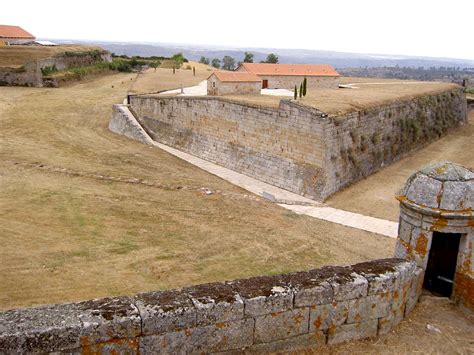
[2,0,473,60]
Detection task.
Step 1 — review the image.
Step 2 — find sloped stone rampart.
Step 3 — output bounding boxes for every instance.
[124,88,467,200]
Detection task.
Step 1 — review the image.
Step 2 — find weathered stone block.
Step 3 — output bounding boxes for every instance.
[231,276,293,317]
[378,306,405,335]
[186,282,244,325]
[139,319,254,354]
[393,262,417,286]
[294,281,333,307]
[0,297,141,353]
[134,289,196,335]
[254,308,310,343]
[352,259,403,296]
[405,268,424,316]
[331,273,368,301]
[309,301,349,331]
[246,331,326,353]
[327,319,378,345]
[398,219,413,244]
[440,180,474,211]
[347,294,390,323]
[405,173,442,209]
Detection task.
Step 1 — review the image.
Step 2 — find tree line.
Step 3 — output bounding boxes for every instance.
[199,52,279,71]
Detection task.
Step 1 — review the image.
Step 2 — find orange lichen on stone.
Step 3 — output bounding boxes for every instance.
[80,337,139,355]
[185,329,192,337]
[398,239,414,257]
[292,313,305,325]
[415,233,429,257]
[453,272,474,310]
[215,322,227,329]
[313,316,322,329]
[430,218,448,231]
[396,195,408,203]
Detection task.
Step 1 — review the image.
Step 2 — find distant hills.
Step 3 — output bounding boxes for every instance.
[46,39,474,69]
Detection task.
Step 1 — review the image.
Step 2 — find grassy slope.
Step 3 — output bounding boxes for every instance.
[0,66,393,310]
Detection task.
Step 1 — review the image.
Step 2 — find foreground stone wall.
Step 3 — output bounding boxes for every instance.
[124,87,467,200]
[129,96,329,200]
[0,259,422,354]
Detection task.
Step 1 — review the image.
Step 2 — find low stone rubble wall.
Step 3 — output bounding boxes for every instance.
[0,258,422,354]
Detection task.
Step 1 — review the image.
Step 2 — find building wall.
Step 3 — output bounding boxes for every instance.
[129,96,328,200]
[234,67,339,89]
[258,75,339,89]
[207,77,261,95]
[1,38,33,45]
[0,259,422,353]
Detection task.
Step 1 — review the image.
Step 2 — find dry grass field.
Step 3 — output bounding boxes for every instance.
[326,108,474,221]
[224,77,458,114]
[0,45,102,68]
[0,65,393,311]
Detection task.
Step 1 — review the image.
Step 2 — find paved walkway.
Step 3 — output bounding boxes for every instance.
[150,140,398,238]
[279,204,398,238]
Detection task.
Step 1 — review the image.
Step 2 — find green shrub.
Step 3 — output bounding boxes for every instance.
[41,65,58,76]
[371,132,381,145]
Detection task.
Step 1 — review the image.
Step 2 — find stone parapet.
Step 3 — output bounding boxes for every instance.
[0,259,421,353]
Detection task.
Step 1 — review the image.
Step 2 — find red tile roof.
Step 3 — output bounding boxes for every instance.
[239,63,340,77]
[0,25,35,39]
[209,71,262,82]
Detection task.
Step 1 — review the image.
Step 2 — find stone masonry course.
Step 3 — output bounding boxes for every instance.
[0,258,422,353]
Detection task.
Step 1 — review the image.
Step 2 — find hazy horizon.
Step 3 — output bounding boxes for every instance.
[2,0,473,61]
[46,38,474,63]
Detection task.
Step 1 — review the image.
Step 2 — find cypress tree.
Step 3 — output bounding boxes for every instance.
[173,65,176,74]
[299,83,303,98]
[193,66,196,76]
[303,77,307,96]
[294,85,297,100]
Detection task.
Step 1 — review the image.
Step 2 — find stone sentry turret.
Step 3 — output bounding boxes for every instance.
[395,161,473,309]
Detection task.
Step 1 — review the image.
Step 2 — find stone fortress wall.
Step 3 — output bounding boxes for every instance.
[129,96,328,199]
[0,259,422,354]
[127,87,467,200]
[0,51,111,87]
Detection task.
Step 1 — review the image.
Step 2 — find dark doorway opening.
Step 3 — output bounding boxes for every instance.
[262,80,268,89]
[423,232,461,297]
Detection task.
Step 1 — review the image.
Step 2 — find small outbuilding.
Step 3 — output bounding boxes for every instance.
[236,63,340,89]
[395,161,473,310]
[0,25,35,45]
[207,71,262,96]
